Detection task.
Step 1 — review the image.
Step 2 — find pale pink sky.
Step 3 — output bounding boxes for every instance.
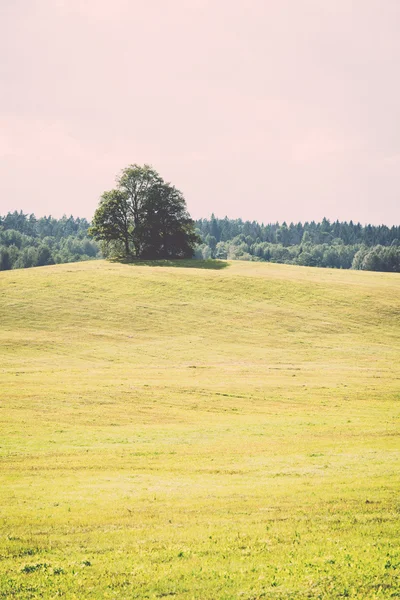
[1,0,400,224]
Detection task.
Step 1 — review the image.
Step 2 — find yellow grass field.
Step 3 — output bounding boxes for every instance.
[0,259,399,599]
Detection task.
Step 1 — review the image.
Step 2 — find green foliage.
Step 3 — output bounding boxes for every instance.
[195,217,400,272]
[2,210,399,273]
[89,189,132,255]
[0,212,101,270]
[352,245,400,272]
[0,248,11,270]
[90,165,200,259]
[140,182,200,259]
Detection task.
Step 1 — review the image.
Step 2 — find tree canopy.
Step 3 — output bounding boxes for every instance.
[1,209,399,273]
[0,212,100,270]
[89,165,199,259]
[193,216,400,271]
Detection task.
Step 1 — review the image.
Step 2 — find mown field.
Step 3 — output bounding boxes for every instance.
[0,259,399,599]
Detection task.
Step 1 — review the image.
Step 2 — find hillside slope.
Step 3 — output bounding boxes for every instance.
[1,260,399,599]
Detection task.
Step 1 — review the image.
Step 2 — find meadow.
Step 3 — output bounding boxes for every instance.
[0,259,399,599]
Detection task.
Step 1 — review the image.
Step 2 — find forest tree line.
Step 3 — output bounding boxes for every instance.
[1,210,400,272]
[194,216,400,272]
[0,212,100,270]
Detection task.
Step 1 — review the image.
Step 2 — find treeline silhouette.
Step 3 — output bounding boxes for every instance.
[0,211,100,270]
[195,216,400,272]
[1,211,399,272]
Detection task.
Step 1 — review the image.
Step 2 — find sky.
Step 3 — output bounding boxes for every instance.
[1,0,400,225]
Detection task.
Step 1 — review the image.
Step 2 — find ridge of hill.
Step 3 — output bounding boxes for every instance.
[1,260,399,599]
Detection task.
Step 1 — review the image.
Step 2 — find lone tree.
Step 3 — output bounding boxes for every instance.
[89,165,199,259]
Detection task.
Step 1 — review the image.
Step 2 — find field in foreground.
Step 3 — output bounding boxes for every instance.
[0,259,399,599]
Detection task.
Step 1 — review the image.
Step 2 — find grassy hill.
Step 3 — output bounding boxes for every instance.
[1,260,399,599]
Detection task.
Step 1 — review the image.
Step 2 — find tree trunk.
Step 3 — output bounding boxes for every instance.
[124,236,130,257]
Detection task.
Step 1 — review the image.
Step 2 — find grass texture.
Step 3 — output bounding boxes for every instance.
[0,259,399,599]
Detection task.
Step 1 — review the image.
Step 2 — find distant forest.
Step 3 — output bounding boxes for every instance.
[195,215,400,272]
[0,212,100,270]
[1,210,399,272]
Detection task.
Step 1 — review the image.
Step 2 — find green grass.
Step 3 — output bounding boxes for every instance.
[0,259,399,599]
